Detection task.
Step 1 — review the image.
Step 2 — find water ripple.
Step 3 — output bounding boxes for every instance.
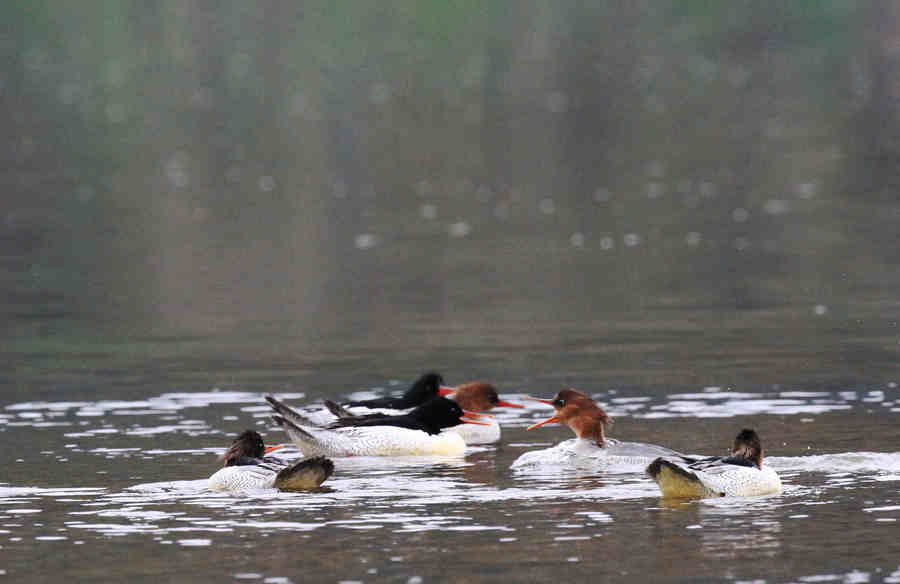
[1,384,899,574]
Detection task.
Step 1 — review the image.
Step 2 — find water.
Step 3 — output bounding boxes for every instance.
[4,3,900,581]
[3,379,899,583]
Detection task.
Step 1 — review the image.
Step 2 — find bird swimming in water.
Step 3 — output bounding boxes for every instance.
[646,428,782,498]
[207,429,334,492]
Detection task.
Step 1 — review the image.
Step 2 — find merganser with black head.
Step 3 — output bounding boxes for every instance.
[511,388,683,469]
[343,372,449,410]
[646,428,782,497]
[207,430,334,492]
[298,372,452,426]
[267,395,490,457]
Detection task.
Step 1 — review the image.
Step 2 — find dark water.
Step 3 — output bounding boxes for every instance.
[2,358,899,583]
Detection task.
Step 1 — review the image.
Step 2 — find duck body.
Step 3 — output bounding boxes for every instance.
[274,423,466,457]
[646,456,781,497]
[646,429,781,498]
[511,437,684,469]
[267,395,476,457]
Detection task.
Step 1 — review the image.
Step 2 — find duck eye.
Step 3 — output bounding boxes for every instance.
[553,399,565,407]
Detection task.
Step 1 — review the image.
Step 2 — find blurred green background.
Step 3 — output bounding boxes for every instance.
[2,2,897,391]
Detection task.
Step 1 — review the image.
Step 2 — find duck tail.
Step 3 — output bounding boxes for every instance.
[646,458,721,498]
[265,395,318,426]
[273,456,334,491]
[324,399,356,419]
[270,413,320,445]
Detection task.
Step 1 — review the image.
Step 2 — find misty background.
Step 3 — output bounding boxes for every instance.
[3,2,898,395]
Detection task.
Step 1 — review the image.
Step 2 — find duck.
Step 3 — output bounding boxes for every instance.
[343,371,449,410]
[439,381,523,412]
[510,388,683,469]
[207,429,334,492]
[437,381,523,444]
[266,395,490,457]
[646,428,782,497]
[325,381,523,444]
[298,372,450,426]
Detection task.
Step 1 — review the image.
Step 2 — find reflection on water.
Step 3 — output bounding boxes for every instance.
[695,498,785,560]
[1,386,899,581]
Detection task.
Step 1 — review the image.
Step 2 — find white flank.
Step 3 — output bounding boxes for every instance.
[512,438,684,470]
[284,424,466,457]
[208,464,279,491]
[652,458,782,498]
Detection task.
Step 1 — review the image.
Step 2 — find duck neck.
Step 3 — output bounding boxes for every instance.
[408,410,442,435]
[226,455,262,467]
[734,444,762,467]
[572,417,606,447]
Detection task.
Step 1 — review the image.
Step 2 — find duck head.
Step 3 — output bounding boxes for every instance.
[525,388,612,447]
[409,397,492,434]
[404,372,454,403]
[731,428,763,468]
[439,381,524,411]
[222,429,283,466]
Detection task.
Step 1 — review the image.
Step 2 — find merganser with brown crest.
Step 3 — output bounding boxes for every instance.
[437,381,524,444]
[646,428,782,497]
[207,430,334,492]
[267,395,490,457]
[511,388,683,469]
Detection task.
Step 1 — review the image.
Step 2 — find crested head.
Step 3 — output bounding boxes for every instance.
[527,388,612,446]
[732,428,763,467]
[450,382,499,411]
[411,396,465,429]
[404,372,445,401]
[222,429,265,465]
[550,389,612,444]
[551,388,610,418]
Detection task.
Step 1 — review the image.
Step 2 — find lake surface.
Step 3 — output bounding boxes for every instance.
[2,352,899,583]
[4,195,899,582]
[5,2,900,581]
